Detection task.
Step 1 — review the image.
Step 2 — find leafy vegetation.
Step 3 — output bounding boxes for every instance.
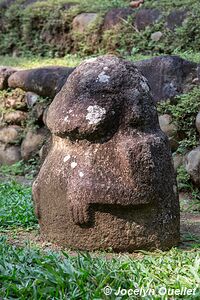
[0,0,200,57]
[0,235,198,299]
[0,158,39,179]
[0,181,37,228]
[157,87,200,154]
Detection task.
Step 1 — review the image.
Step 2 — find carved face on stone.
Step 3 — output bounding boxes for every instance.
[46,56,159,142]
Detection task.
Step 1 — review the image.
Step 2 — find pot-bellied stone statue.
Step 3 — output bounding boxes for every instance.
[32,56,180,252]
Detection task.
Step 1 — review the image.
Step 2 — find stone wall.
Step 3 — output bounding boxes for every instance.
[0,1,199,57]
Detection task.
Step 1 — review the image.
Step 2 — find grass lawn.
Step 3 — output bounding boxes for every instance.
[0,181,199,299]
[0,51,200,70]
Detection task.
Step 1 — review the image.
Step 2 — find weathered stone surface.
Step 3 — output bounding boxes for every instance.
[185,147,200,187]
[196,112,200,134]
[21,128,48,160]
[32,102,47,122]
[173,153,183,171]
[0,66,17,90]
[103,8,134,30]
[135,56,198,102]
[166,9,188,31]
[159,114,179,151]
[72,13,99,33]
[4,111,28,125]
[33,56,180,252]
[26,92,39,107]
[8,67,75,98]
[151,31,163,42]
[134,9,162,31]
[0,142,21,165]
[0,125,22,144]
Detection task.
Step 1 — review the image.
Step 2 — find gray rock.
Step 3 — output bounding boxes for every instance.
[135,56,198,102]
[26,92,39,107]
[173,153,183,171]
[32,102,47,122]
[0,66,17,90]
[159,114,179,151]
[21,128,49,160]
[8,66,75,98]
[166,9,188,31]
[103,8,134,30]
[134,9,162,31]
[151,31,163,42]
[72,13,99,33]
[196,112,200,134]
[0,125,22,144]
[185,147,200,187]
[0,142,21,165]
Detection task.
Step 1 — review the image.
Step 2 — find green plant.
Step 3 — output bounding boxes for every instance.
[0,235,199,299]
[0,181,37,229]
[157,87,200,154]
[0,159,39,178]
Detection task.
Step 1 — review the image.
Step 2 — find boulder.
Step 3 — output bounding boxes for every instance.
[103,8,134,30]
[0,66,17,90]
[196,112,200,134]
[135,56,198,102]
[72,13,99,33]
[4,111,28,125]
[159,114,179,151]
[185,147,200,187]
[33,56,180,252]
[134,9,162,31]
[0,125,22,144]
[166,9,188,31]
[32,102,47,122]
[0,142,21,165]
[21,128,48,160]
[8,66,75,98]
[26,92,39,107]
[173,153,183,171]
[150,31,163,42]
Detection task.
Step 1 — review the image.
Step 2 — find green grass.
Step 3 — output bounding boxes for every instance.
[0,236,199,299]
[0,53,152,69]
[0,180,199,299]
[0,51,200,70]
[0,54,82,69]
[0,181,37,229]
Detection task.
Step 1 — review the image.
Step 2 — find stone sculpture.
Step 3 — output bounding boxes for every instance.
[32,56,180,252]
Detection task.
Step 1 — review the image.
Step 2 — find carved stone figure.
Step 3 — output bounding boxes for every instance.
[32,56,180,251]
